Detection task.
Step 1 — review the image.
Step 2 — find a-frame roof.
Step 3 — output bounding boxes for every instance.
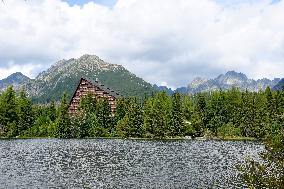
[83,77,121,98]
[69,78,121,105]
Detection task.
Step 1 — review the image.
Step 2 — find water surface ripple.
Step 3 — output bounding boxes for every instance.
[0,139,264,188]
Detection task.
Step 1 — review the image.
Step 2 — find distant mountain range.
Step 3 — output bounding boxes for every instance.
[273,79,284,91]
[0,55,283,103]
[0,72,30,92]
[155,71,282,94]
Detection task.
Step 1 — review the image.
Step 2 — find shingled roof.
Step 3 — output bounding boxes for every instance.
[83,78,121,98]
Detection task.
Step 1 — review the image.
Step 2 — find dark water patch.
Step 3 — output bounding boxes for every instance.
[0,139,264,188]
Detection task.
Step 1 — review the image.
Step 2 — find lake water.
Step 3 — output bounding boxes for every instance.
[0,139,263,189]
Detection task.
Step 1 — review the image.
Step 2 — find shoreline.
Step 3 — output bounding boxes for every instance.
[0,136,259,141]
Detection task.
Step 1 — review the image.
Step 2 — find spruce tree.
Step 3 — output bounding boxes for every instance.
[265,86,276,121]
[96,98,112,132]
[194,93,206,134]
[0,86,18,136]
[56,92,71,138]
[114,98,127,124]
[143,92,172,138]
[46,99,57,122]
[17,89,34,135]
[116,97,143,137]
[171,93,184,136]
[240,91,256,137]
[182,95,194,121]
[142,97,155,138]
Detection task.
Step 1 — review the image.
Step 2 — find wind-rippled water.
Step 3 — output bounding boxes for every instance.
[0,139,264,188]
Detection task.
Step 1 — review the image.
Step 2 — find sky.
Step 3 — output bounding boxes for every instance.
[0,0,284,88]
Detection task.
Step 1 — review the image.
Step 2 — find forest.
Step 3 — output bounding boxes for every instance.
[0,86,283,139]
[0,86,283,187]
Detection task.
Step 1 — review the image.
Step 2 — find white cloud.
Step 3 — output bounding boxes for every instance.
[0,0,284,87]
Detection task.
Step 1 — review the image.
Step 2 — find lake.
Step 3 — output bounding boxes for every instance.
[0,139,263,188]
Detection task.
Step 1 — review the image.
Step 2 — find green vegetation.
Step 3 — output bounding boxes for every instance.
[238,123,284,188]
[1,85,283,140]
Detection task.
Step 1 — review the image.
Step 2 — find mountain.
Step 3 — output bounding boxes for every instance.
[153,84,174,95]
[24,54,156,103]
[0,72,30,91]
[186,71,280,93]
[273,79,284,91]
[154,71,280,94]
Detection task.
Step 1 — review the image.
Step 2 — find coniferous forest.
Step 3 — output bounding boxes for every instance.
[0,86,283,140]
[0,86,283,187]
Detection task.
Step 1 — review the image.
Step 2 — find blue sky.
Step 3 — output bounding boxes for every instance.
[64,0,117,7]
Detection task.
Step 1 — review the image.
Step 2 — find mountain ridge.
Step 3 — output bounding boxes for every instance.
[273,79,284,91]
[155,71,281,94]
[1,57,282,101]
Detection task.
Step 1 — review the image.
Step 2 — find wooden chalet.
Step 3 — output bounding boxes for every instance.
[69,78,120,114]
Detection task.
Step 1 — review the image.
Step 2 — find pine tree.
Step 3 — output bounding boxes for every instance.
[17,89,34,135]
[56,92,71,138]
[46,99,57,122]
[0,86,18,136]
[182,95,194,121]
[142,97,155,138]
[253,91,267,138]
[114,98,127,124]
[96,98,112,133]
[265,86,276,121]
[143,92,172,138]
[171,93,184,136]
[116,97,143,137]
[206,91,224,135]
[226,87,242,127]
[194,93,206,134]
[240,91,256,137]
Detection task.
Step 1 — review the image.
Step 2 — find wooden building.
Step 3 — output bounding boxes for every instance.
[69,78,120,114]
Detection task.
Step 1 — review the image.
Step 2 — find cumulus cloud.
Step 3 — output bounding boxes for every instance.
[0,0,284,88]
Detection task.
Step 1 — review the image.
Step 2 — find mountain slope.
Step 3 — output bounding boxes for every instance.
[0,72,30,91]
[24,54,156,103]
[273,79,284,91]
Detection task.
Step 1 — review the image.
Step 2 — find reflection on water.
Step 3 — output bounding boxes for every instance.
[0,139,263,188]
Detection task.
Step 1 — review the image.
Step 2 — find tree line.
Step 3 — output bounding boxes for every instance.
[0,86,283,140]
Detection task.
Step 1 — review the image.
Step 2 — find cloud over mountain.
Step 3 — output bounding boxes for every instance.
[0,0,284,87]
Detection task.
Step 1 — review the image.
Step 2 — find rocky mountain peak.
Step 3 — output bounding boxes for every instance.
[8,72,29,81]
[23,54,155,103]
[216,71,248,85]
[0,72,30,91]
[190,77,208,88]
[225,71,247,78]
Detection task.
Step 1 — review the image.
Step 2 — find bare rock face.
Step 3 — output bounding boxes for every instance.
[186,71,280,94]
